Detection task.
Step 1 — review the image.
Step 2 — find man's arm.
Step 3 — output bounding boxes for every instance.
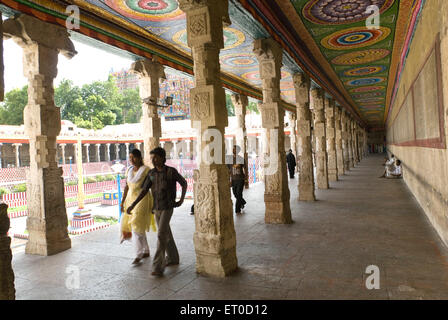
[126,175,151,214]
[174,169,188,207]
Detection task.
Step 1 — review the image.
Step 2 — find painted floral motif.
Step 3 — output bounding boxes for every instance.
[303,0,395,25]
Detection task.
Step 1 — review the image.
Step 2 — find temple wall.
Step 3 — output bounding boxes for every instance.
[387,0,448,245]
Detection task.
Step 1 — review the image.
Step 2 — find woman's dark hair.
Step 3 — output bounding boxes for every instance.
[131,149,143,165]
[131,149,142,159]
[150,147,166,163]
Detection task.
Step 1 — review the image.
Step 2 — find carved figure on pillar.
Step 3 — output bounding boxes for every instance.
[293,73,315,201]
[311,88,329,189]
[179,0,237,277]
[130,58,165,166]
[4,14,76,255]
[253,37,292,224]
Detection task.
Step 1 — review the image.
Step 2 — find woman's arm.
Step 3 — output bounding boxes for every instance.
[120,184,129,212]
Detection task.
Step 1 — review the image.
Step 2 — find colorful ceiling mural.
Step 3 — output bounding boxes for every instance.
[289,0,401,126]
[82,0,296,103]
[1,0,425,128]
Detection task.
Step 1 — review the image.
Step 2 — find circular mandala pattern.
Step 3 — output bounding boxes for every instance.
[105,0,184,21]
[303,0,395,25]
[344,66,387,77]
[322,27,390,50]
[174,28,245,51]
[333,49,390,65]
[352,91,384,99]
[350,85,385,93]
[346,77,386,86]
[242,70,290,83]
[220,53,258,69]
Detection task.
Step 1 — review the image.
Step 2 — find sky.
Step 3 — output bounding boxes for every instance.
[3,38,135,92]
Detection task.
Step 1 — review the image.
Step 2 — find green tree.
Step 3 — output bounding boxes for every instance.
[225,94,235,116]
[0,85,28,125]
[247,101,260,114]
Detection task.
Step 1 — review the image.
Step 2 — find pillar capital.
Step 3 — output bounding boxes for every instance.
[130,58,166,105]
[293,72,311,106]
[231,94,248,116]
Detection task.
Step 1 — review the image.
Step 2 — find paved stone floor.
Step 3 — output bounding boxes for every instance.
[12,155,448,299]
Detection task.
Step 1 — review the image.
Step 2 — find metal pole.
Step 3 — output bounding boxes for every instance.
[117,173,122,222]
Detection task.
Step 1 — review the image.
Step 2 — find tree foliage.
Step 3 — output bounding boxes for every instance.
[0,86,28,125]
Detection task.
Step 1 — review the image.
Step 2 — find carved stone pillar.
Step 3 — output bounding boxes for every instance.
[232,94,249,188]
[335,106,345,176]
[311,88,329,189]
[125,143,130,161]
[95,144,101,162]
[0,203,15,300]
[114,143,120,160]
[254,38,292,224]
[84,144,90,163]
[130,59,165,166]
[0,16,4,102]
[179,0,237,277]
[60,143,66,165]
[293,73,315,201]
[289,111,297,157]
[325,98,338,182]
[105,143,111,162]
[4,14,76,255]
[348,118,355,168]
[135,142,142,151]
[12,143,21,167]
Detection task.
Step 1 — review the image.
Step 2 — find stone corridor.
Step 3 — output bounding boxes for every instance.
[10,155,448,300]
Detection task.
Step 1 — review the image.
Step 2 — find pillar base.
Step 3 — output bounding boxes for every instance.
[328,172,338,182]
[298,186,316,201]
[194,233,238,277]
[264,196,292,224]
[25,231,71,256]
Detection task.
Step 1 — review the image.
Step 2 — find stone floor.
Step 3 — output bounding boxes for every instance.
[12,154,448,299]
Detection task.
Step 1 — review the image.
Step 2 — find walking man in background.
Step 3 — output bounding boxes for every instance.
[286,149,296,179]
[228,145,247,215]
[127,147,187,276]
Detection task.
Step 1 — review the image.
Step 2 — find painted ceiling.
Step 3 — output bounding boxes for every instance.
[81,0,296,103]
[1,0,424,128]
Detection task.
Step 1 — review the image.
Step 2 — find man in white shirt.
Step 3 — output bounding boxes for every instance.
[386,160,402,179]
[379,154,396,178]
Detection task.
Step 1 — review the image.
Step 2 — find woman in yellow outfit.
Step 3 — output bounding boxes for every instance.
[120,149,157,265]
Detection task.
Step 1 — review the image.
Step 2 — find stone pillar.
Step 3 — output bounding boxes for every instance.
[114,143,119,161]
[325,98,338,182]
[4,14,76,255]
[289,111,297,156]
[105,143,111,162]
[232,94,249,188]
[160,141,165,149]
[72,144,77,164]
[179,0,237,277]
[335,106,345,176]
[125,143,130,161]
[12,143,21,167]
[253,37,292,224]
[186,139,192,158]
[351,120,358,165]
[135,142,142,151]
[60,143,66,165]
[341,112,350,171]
[95,144,101,162]
[348,118,355,168]
[311,88,329,189]
[293,73,315,201]
[0,16,4,102]
[172,140,178,159]
[131,59,165,166]
[0,203,15,300]
[84,144,90,163]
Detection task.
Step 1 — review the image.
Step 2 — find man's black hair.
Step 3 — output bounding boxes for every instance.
[150,147,166,161]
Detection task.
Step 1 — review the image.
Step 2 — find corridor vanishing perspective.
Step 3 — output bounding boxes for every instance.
[10,155,448,300]
[0,0,447,301]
